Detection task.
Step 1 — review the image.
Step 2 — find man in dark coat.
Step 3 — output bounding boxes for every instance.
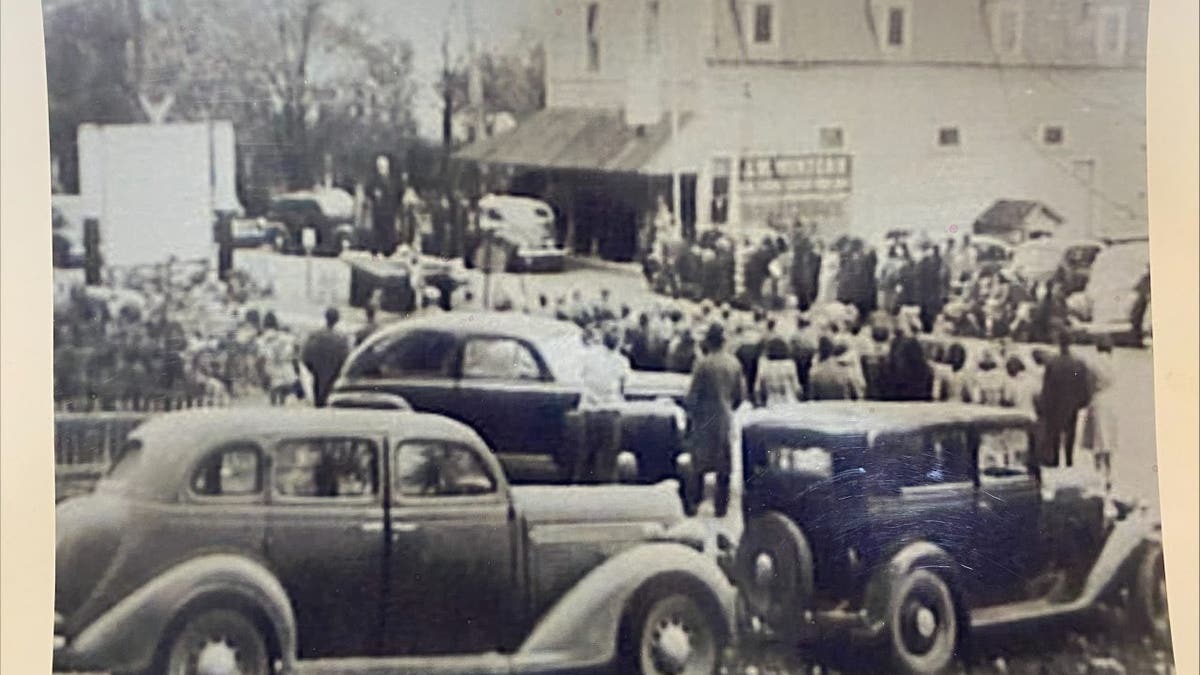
[364,154,401,257]
[915,246,945,333]
[1038,331,1092,467]
[302,307,350,408]
[683,323,746,517]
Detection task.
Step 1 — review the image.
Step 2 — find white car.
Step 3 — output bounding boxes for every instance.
[466,194,565,272]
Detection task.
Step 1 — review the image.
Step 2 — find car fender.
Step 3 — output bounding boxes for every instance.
[514,542,736,669]
[64,553,296,674]
[862,540,962,634]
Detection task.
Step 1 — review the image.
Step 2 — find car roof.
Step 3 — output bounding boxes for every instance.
[366,312,584,344]
[127,408,483,485]
[741,401,1034,437]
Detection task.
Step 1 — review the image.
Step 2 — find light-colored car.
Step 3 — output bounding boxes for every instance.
[1080,240,1151,340]
[465,194,565,272]
[54,408,735,675]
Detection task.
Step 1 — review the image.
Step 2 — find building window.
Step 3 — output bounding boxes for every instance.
[585,3,601,72]
[1042,125,1065,146]
[1096,6,1127,58]
[937,126,961,147]
[875,1,911,52]
[644,0,661,57]
[819,127,845,149]
[990,3,1023,55]
[752,3,774,44]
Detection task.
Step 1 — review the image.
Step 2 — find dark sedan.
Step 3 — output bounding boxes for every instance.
[333,313,690,481]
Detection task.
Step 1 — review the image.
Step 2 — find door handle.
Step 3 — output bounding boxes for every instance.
[392,522,420,533]
[360,521,384,533]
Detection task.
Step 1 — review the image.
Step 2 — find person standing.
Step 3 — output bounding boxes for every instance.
[683,323,746,517]
[883,336,934,402]
[257,312,300,406]
[1083,336,1119,489]
[363,154,401,258]
[301,308,350,408]
[1039,332,1092,467]
[808,337,860,401]
[754,336,802,407]
[574,330,630,483]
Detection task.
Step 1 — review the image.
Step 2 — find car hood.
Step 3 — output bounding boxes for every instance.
[512,482,685,527]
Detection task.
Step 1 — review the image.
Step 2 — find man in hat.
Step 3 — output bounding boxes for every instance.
[683,323,746,516]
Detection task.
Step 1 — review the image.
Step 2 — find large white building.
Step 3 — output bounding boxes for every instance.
[461,0,1148,258]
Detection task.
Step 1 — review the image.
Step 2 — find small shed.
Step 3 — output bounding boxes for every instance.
[972,200,1065,245]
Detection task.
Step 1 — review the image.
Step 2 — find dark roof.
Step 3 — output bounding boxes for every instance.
[708,0,1147,68]
[455,107,692,174]
[973,199,1065,235]
[741,401,1034,437]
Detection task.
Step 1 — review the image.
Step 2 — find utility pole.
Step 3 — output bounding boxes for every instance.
[465,0,486,143]
[667,0,682,236]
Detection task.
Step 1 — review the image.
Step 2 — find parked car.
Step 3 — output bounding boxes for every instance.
[263,188,364,255]
[54,408,736,675]
[229,216,270,248]
[464,194,565,272]
[1009,237,1105,294]
[731,402,1169,674]
[1077,240,1152,343]
[333,313,691,482]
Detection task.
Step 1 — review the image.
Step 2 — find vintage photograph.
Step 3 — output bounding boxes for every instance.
[45,1,1172,674]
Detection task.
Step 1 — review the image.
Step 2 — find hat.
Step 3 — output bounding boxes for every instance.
[702,322,726,350]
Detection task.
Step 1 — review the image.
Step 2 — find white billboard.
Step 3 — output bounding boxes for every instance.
[77,121,241,267]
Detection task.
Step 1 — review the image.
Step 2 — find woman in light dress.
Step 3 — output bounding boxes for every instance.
[754,336,802,407]
[1084,336,1119,489]
[256,311,300,406]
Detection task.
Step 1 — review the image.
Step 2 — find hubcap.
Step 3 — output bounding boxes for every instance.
[195,638,240,675]
[915,607,938,639]
[754,552,776,588]
[652,618,693,673]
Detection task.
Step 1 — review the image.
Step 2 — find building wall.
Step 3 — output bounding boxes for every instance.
[682,63,1147,241]
[537,0,1148,242]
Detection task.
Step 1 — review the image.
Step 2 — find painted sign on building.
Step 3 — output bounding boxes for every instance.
[733,153,853,234]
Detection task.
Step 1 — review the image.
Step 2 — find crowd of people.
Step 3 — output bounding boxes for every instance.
[643,225,1113,345]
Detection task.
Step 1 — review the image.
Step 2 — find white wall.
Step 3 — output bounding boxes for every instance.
[683,64,1147,241]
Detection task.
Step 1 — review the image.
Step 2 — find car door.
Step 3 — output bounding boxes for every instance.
[865,428,976,575]
[973,423,1046,604]
[337,329,461,416]
[453,336,578,461]
[384,439,518,655]
[264,435,386,658]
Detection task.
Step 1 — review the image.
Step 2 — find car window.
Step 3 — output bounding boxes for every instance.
[978,427,1032,480]
[394,441,496,498]
[273,438,378,499]
[874,430,970,490]
[346,330,457,378]
[191,444,261,496]
[461,338,542,381]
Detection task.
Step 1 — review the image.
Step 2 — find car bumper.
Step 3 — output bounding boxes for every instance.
[514,249,565,271]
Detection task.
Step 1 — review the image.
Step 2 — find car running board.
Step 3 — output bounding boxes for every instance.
[970,509,1154,631]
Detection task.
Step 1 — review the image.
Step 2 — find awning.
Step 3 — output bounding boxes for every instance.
[455,107,692,174]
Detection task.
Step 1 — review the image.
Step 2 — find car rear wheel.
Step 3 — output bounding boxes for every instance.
[734,511,814,632]
[885,569,959,675]
[622,586,723,675]
[1132,543,1171,648]
[163,608,271,675]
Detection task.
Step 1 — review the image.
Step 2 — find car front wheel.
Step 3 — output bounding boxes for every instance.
[163,608,271,675]
[623,587,723,675]
[1132,543,1171,648]
[734,511,814,633]
[885,569,959,675]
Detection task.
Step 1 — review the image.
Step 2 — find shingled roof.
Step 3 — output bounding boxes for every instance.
[454,108,693,174]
